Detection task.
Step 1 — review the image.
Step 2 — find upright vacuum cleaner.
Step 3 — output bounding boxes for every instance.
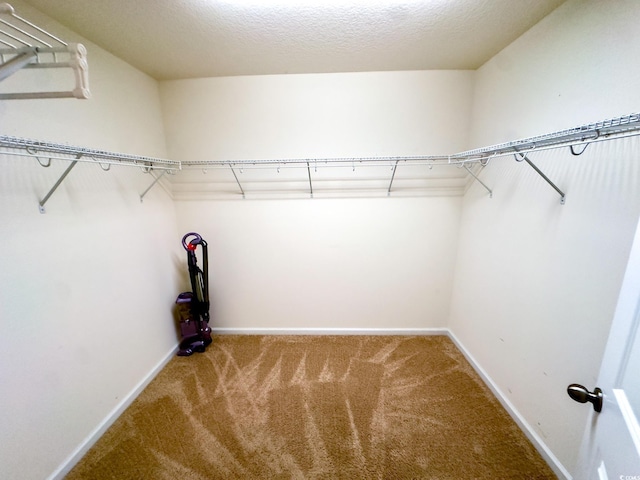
[175,232,212,356]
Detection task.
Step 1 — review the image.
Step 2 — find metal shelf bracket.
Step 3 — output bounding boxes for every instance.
[463,163,492,198]
[515,152,565,204]
[139,170,168,203]
[387,159,400,196]
[38,155,79,213]
[306,162,313,198]
[228,164,245,199]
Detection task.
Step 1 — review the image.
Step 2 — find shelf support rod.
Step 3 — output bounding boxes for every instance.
[307,162,313,198]
[39,157,79,213]
[0,47,37,82]
[515,152,565,204]
[463,164,492,198]
[387,159,400,196]
[229,164,245,199]
[139,170,168,203]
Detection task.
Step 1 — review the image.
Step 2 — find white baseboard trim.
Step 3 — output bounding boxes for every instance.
[447,330,572,480]
[212,327,449,336]
[47,343,179,480]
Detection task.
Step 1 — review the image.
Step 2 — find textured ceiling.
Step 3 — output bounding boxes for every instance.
[22,0,565,81]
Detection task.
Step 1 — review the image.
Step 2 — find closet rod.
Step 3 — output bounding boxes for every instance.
[0,135,180,171]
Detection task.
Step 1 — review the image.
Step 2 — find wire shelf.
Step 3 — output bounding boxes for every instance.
[0,2,90,99]
[2,111,639,206]
[0,135,180,171]
[451,113,640,162]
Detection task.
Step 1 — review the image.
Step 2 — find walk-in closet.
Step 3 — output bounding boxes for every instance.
[1,1,639,478]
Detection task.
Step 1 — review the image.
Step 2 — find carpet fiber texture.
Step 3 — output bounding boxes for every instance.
[66,335,556,479]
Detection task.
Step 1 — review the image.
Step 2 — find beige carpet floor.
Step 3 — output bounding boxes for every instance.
[66,335,556,479]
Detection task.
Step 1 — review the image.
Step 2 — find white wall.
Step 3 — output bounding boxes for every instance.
[175,196,461,330]
[162,71,473,331]
[160,71,474,161]
[0,2,181,479]
[450,0,640,475]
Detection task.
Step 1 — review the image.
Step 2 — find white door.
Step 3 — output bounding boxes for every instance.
[572,219,640,479]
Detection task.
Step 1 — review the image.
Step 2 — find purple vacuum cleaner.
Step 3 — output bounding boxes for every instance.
[176,232,212,356]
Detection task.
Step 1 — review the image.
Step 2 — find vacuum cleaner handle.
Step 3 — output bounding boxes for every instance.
[182,232,206,251]
[181,232,210,321]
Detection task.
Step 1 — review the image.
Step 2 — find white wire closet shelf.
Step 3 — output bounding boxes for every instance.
[0,135,180,213]
[176,112,640,201]
[0,2,90,99]
[1,112,639,207]
[0,135,180,170]
[451,112,640,163]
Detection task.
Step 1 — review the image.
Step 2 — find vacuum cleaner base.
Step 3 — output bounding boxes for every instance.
[176,289,212,356]
[177,334,212,356]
